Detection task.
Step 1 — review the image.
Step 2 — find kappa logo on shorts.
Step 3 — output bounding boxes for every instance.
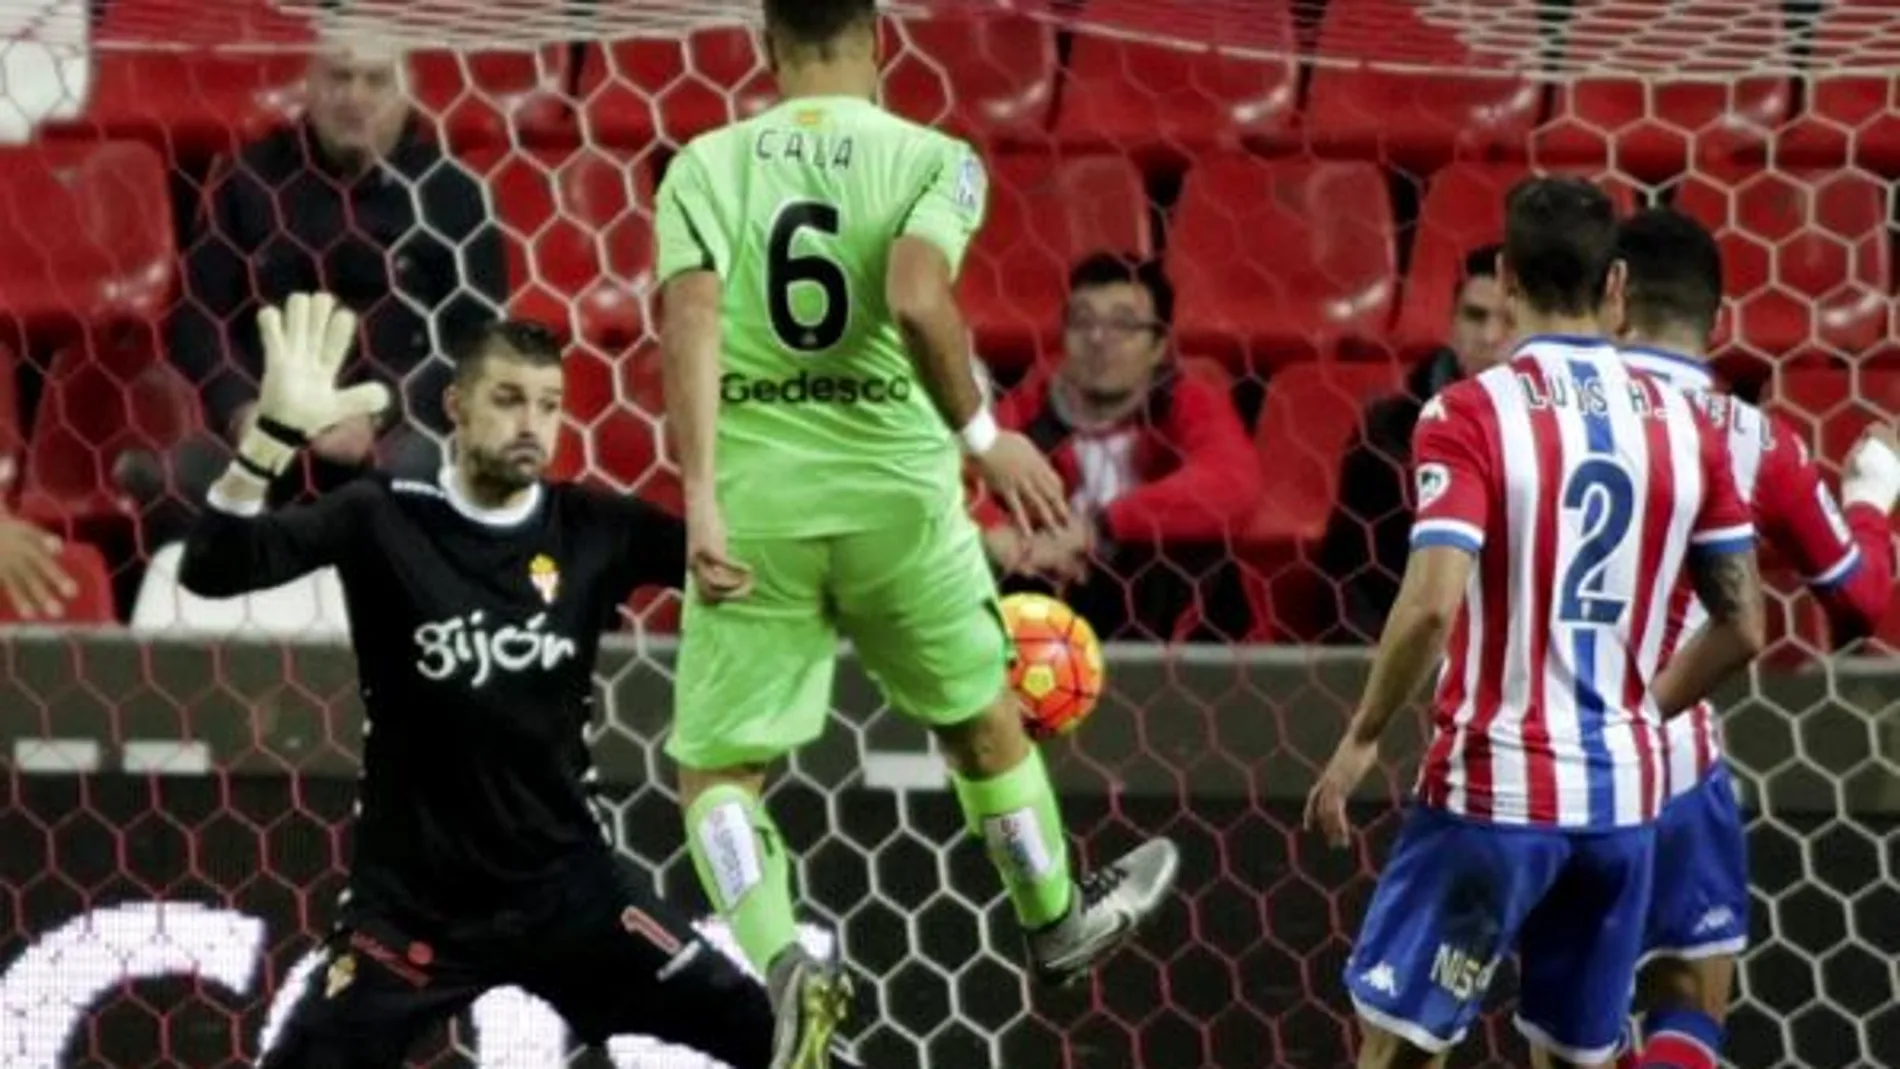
[1415,463,1452,509]
[324,952,356,999]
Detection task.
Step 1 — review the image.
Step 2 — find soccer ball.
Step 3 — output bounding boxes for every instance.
[1000,593,1104,739]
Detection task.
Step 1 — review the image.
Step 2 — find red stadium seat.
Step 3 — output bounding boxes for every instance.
[46,53,307,162]
[1778,1,1900,173]
[1054,1,1298,162]
[580,15,1056,150]
[408,47,574,151]
[1168,157,1395,366]
[549,343,679,509]
[1536,1,1791,179]
[466,147,652,347]
[1238,361,1403,640]
[1242,362,1405,548]
[1673,167,1891,366]
[576,29,777,150]
[880,15,1058,144]
[88,0,309,46]
[1306,0,1543,167]
[0,141,174,338]
[0,344,20,495]
[960,155,1151,367]
[0,539,118,626]
[18,341,201,525]
[1397,164,1638,358]
[1765,369,1900,478]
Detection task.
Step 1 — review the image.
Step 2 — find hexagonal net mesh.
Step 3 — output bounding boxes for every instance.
[1,0,1899,1067]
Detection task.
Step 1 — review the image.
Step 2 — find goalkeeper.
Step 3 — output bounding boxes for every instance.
[656,0,1180,1063]
[180,294,873,1069]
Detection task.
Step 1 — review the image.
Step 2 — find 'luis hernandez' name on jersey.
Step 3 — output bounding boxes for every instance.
[178,469,685,931]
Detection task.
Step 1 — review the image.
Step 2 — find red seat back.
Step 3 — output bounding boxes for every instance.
[1244,362,1406,546]
[1674,167,1891,361]
[1168,157,1395,364]
[1054,1,1297,160]
[467,148,652,345]
[57,53,307,162]
[20,342,201,518]
[407,47,573,151]
[959,155,1151,366]
[1784,0,1900,170]
[0,141,175,334]
[577,29,777,149]
[1766,369,1900,478]
[1307,0,1542,165]
[1540,0,1791,177]
[880,15,1057,144]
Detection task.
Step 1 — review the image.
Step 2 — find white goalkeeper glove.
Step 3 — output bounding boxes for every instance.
[1843,424,1900,513]
[234,292,393,479]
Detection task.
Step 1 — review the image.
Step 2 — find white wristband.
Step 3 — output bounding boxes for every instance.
[958,408,1000,456]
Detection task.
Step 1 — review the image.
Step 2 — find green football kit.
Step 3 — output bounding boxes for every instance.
[655,96,1010,767]
[655,95,1074,979]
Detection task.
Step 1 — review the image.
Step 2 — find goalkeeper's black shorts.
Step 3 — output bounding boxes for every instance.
[257,856,774,1069]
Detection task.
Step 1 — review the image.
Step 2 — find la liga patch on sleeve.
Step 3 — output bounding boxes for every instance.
[954,155,985,214]
[1415,462,1451,509]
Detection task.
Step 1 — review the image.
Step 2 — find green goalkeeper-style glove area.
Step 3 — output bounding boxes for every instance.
[234,292,394,479]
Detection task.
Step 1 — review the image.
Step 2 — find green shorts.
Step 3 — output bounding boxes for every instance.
[666,504,1009,771]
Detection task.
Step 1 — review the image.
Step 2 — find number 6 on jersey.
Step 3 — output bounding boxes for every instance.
[767,200,850,352]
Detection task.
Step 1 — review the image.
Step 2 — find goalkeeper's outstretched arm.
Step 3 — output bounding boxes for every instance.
[178,476,374,598]
[178,292,390,597]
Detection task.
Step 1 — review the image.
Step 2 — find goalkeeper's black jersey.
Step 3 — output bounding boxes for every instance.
[178,469,685,934]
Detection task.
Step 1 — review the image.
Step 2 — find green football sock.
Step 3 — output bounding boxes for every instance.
[951,748,1074,929]
[685,784,796,975]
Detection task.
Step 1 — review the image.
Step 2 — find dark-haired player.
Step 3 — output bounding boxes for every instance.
[655,0,1179,1062]
[182,293,868,1069]
[1610,208,1899,1069]
[1305,178,1768,1069]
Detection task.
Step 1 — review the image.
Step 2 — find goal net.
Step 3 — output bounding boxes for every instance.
[2,1,1898,1067]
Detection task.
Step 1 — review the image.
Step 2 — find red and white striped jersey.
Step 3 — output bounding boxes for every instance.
[1408,335,1754,829]
[1621,347,1897,802]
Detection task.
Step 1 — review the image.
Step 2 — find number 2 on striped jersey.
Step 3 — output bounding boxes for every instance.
[1558,458,1636,626]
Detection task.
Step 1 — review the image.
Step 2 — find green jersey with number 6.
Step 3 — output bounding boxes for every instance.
[653,96,987,538]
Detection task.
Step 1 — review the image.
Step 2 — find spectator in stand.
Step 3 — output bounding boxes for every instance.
[125,37,506,530]
[981,253,1261,641]
[1316,243,1508,644]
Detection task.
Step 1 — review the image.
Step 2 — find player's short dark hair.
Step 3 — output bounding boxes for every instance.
[1068,252,1174,329]
[1615,207,1723,339]
[763,0,875,52]
[451,318,563,385]
[1502,176,1620,317]
[1456,242,1502,297]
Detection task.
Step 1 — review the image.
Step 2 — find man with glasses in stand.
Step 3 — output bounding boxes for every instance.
[979,252,1261,640]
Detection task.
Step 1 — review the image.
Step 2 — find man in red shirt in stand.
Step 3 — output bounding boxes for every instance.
[981,253,1262,640]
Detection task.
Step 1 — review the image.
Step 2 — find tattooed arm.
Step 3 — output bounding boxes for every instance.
[1652,546,1767,719]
